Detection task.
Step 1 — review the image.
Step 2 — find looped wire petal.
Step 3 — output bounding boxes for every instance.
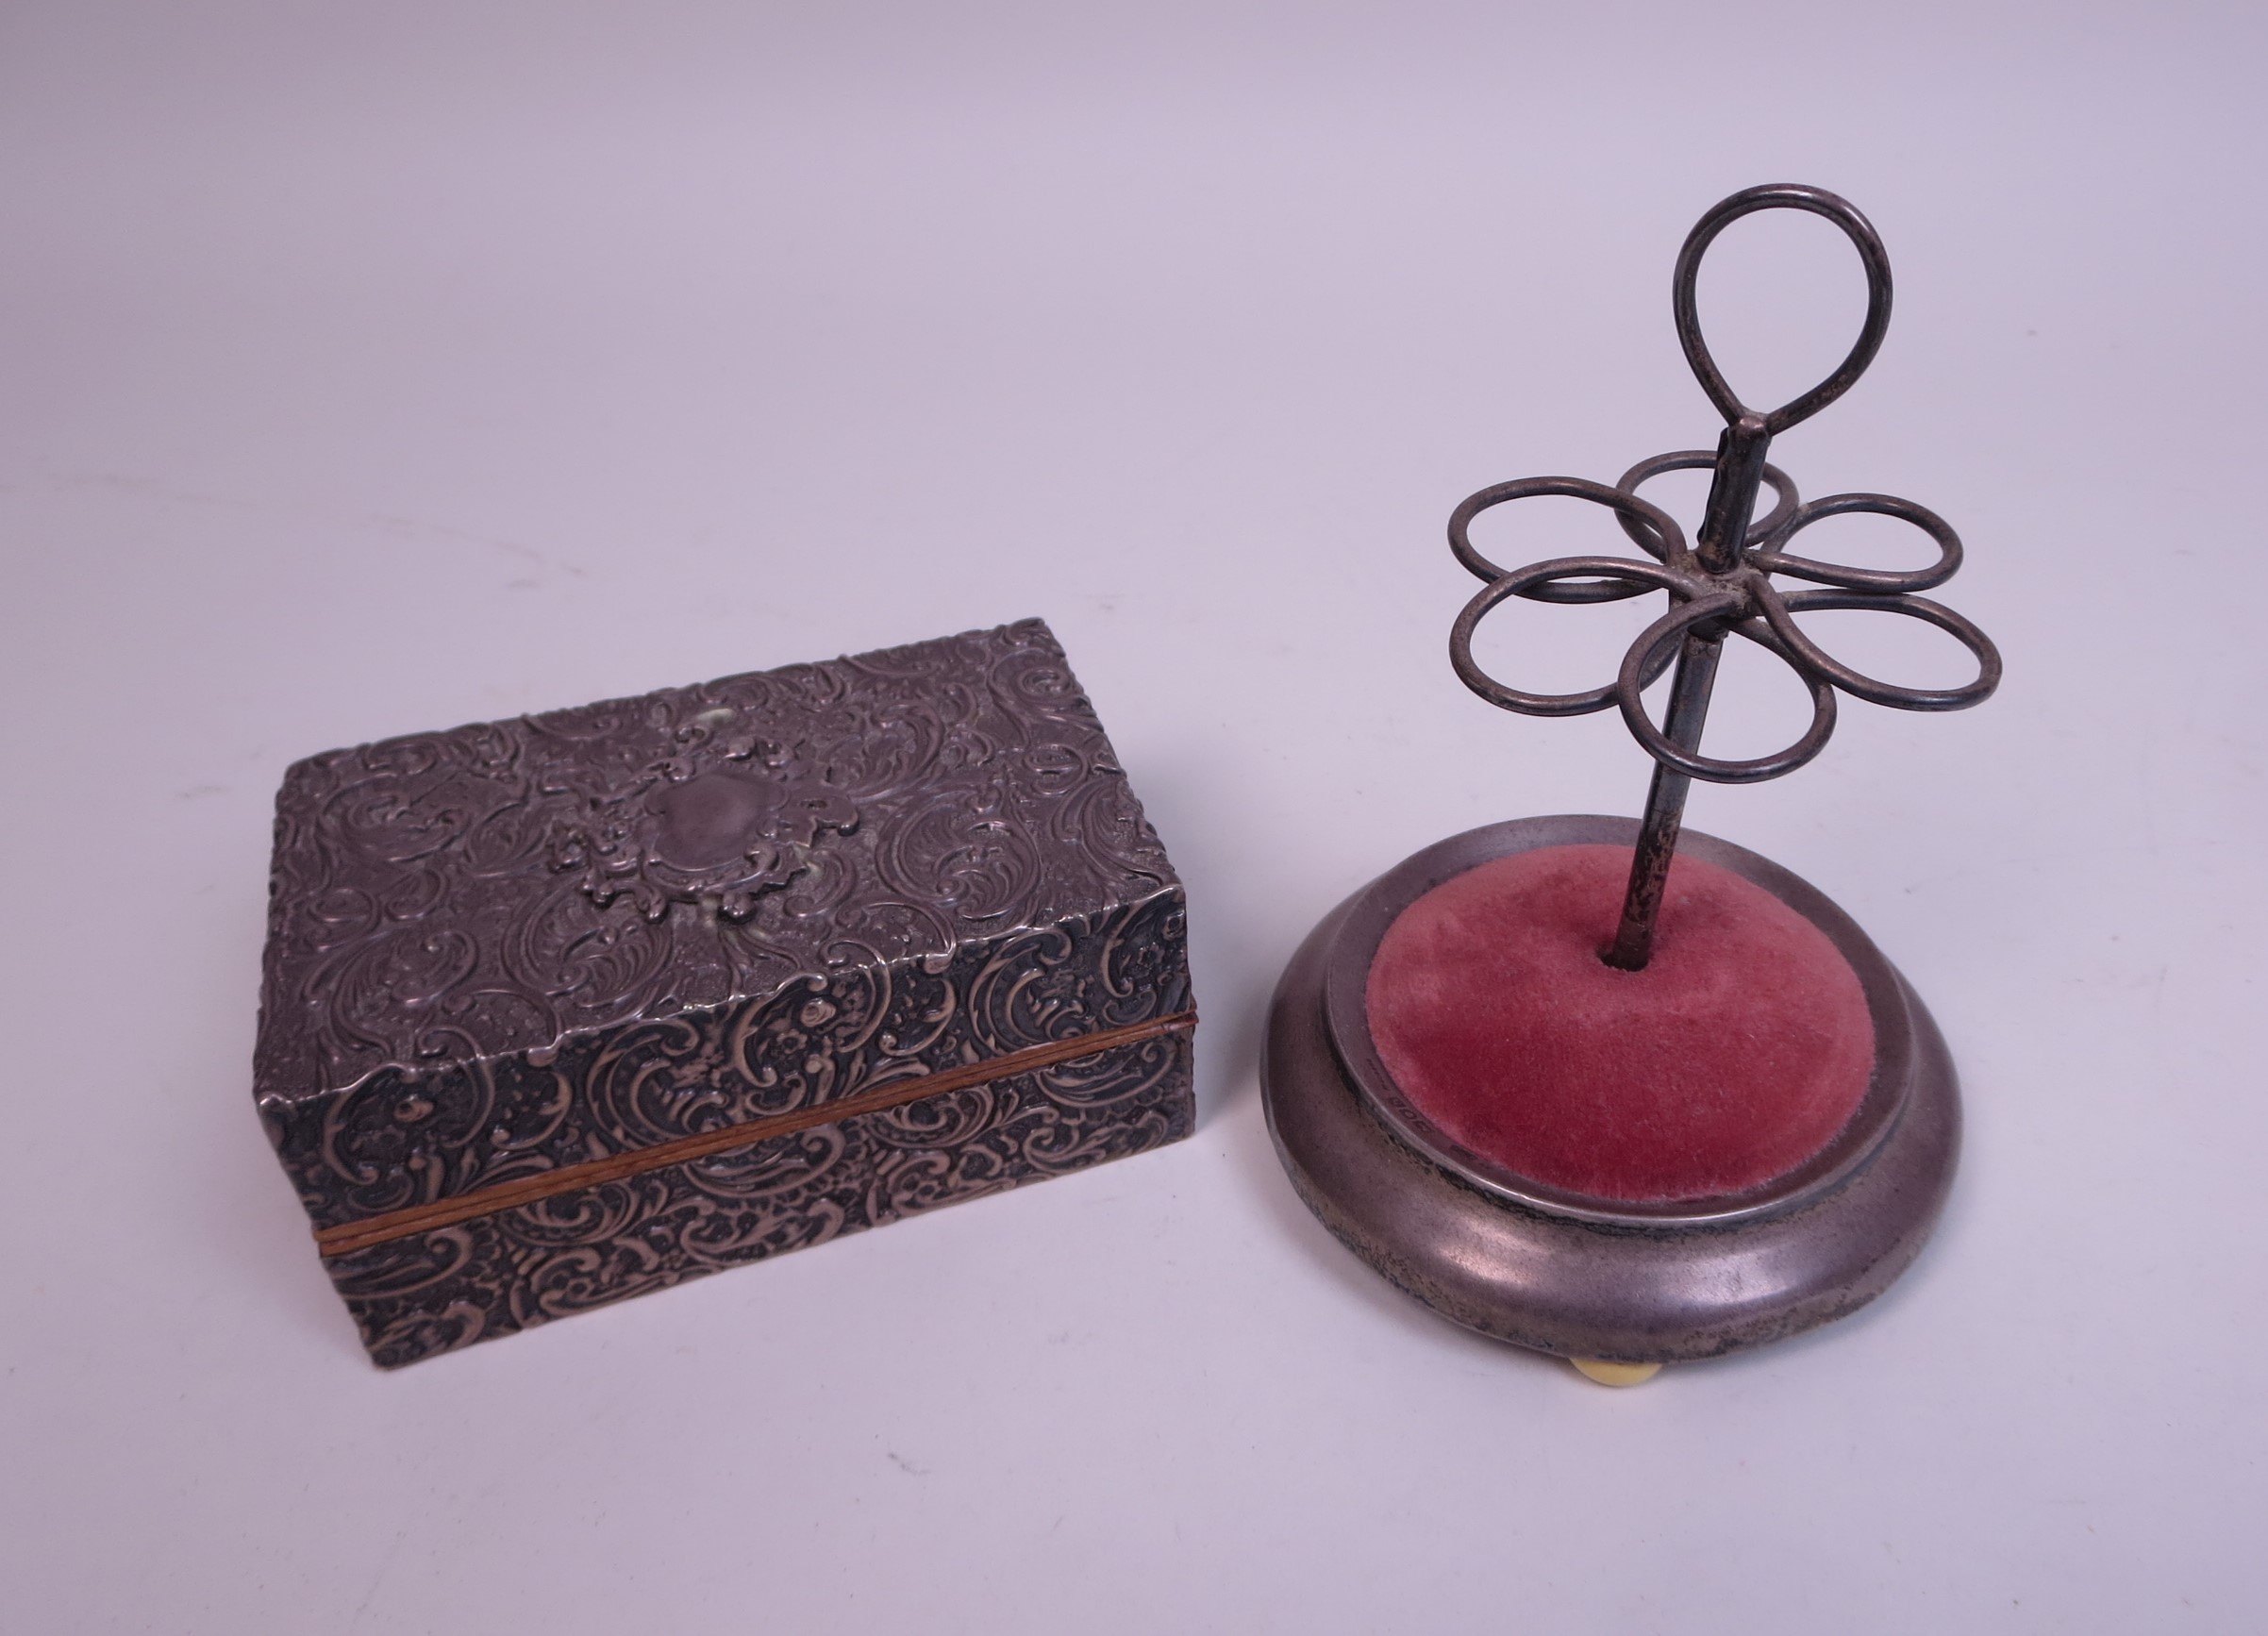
[1614,593,1841,783]
[1757,583,2003,711]
[1450,476,1691,600]
[1451,556,1695,716]
[1613,448,1801,560]
[1748,492,1963,593]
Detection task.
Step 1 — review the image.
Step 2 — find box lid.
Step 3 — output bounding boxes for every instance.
[255,619,1188,1232]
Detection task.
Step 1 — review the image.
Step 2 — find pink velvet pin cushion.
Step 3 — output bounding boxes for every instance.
[1364,843,1875,1204]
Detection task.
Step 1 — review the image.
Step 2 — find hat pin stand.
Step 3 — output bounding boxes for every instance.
[1261,183,2001,1385]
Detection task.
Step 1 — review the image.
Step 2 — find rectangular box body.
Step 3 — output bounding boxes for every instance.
[255,620,1194,1367]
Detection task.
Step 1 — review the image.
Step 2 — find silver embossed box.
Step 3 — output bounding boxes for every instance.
[255,620,1195,1367]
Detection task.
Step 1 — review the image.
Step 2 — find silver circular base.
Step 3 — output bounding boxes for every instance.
[1260,816,1960,1363]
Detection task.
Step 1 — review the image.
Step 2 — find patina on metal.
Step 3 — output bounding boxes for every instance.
[256,619,1196,1368]
[1262,185,1997,1366]
[1264,816,1959,1363]
[1445,183,2000,969]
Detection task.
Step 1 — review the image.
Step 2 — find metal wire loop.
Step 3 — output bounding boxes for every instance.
[1449,557,1689,715]
[1613,448,1800,559]
[1759,585,2003,710]
[1749,492,1963,593]
[1458,549,1997,777]
[1674,183,1893,435]
[1446,182,1995,793]
[1450,476,1689,601]
[1614,595,1841,783]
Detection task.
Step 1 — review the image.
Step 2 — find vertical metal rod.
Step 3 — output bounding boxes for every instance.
[1602,411,1769,971]
[1603,630,1723,971]
[1695,414,1770,572]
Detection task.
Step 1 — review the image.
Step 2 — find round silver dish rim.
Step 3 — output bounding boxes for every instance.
[1259,814,1962,1362]
[1326,813,1914,1228]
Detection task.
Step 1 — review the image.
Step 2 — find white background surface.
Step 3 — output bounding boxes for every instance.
[3,4,2262,1630]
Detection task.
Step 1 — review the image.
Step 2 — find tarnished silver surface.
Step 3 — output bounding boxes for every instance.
[1261,815,1959,1363]
[1444,184,2000,970]
[256,619,1197,1366]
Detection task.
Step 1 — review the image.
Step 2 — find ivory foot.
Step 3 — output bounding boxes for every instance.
[1571,1358,1663,1386]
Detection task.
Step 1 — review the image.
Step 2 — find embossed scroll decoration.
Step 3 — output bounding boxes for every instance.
[555,739,862,924]
[254,620,1196,1367]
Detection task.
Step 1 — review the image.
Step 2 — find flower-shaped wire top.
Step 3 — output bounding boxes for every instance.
[1447,184,2001,788]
